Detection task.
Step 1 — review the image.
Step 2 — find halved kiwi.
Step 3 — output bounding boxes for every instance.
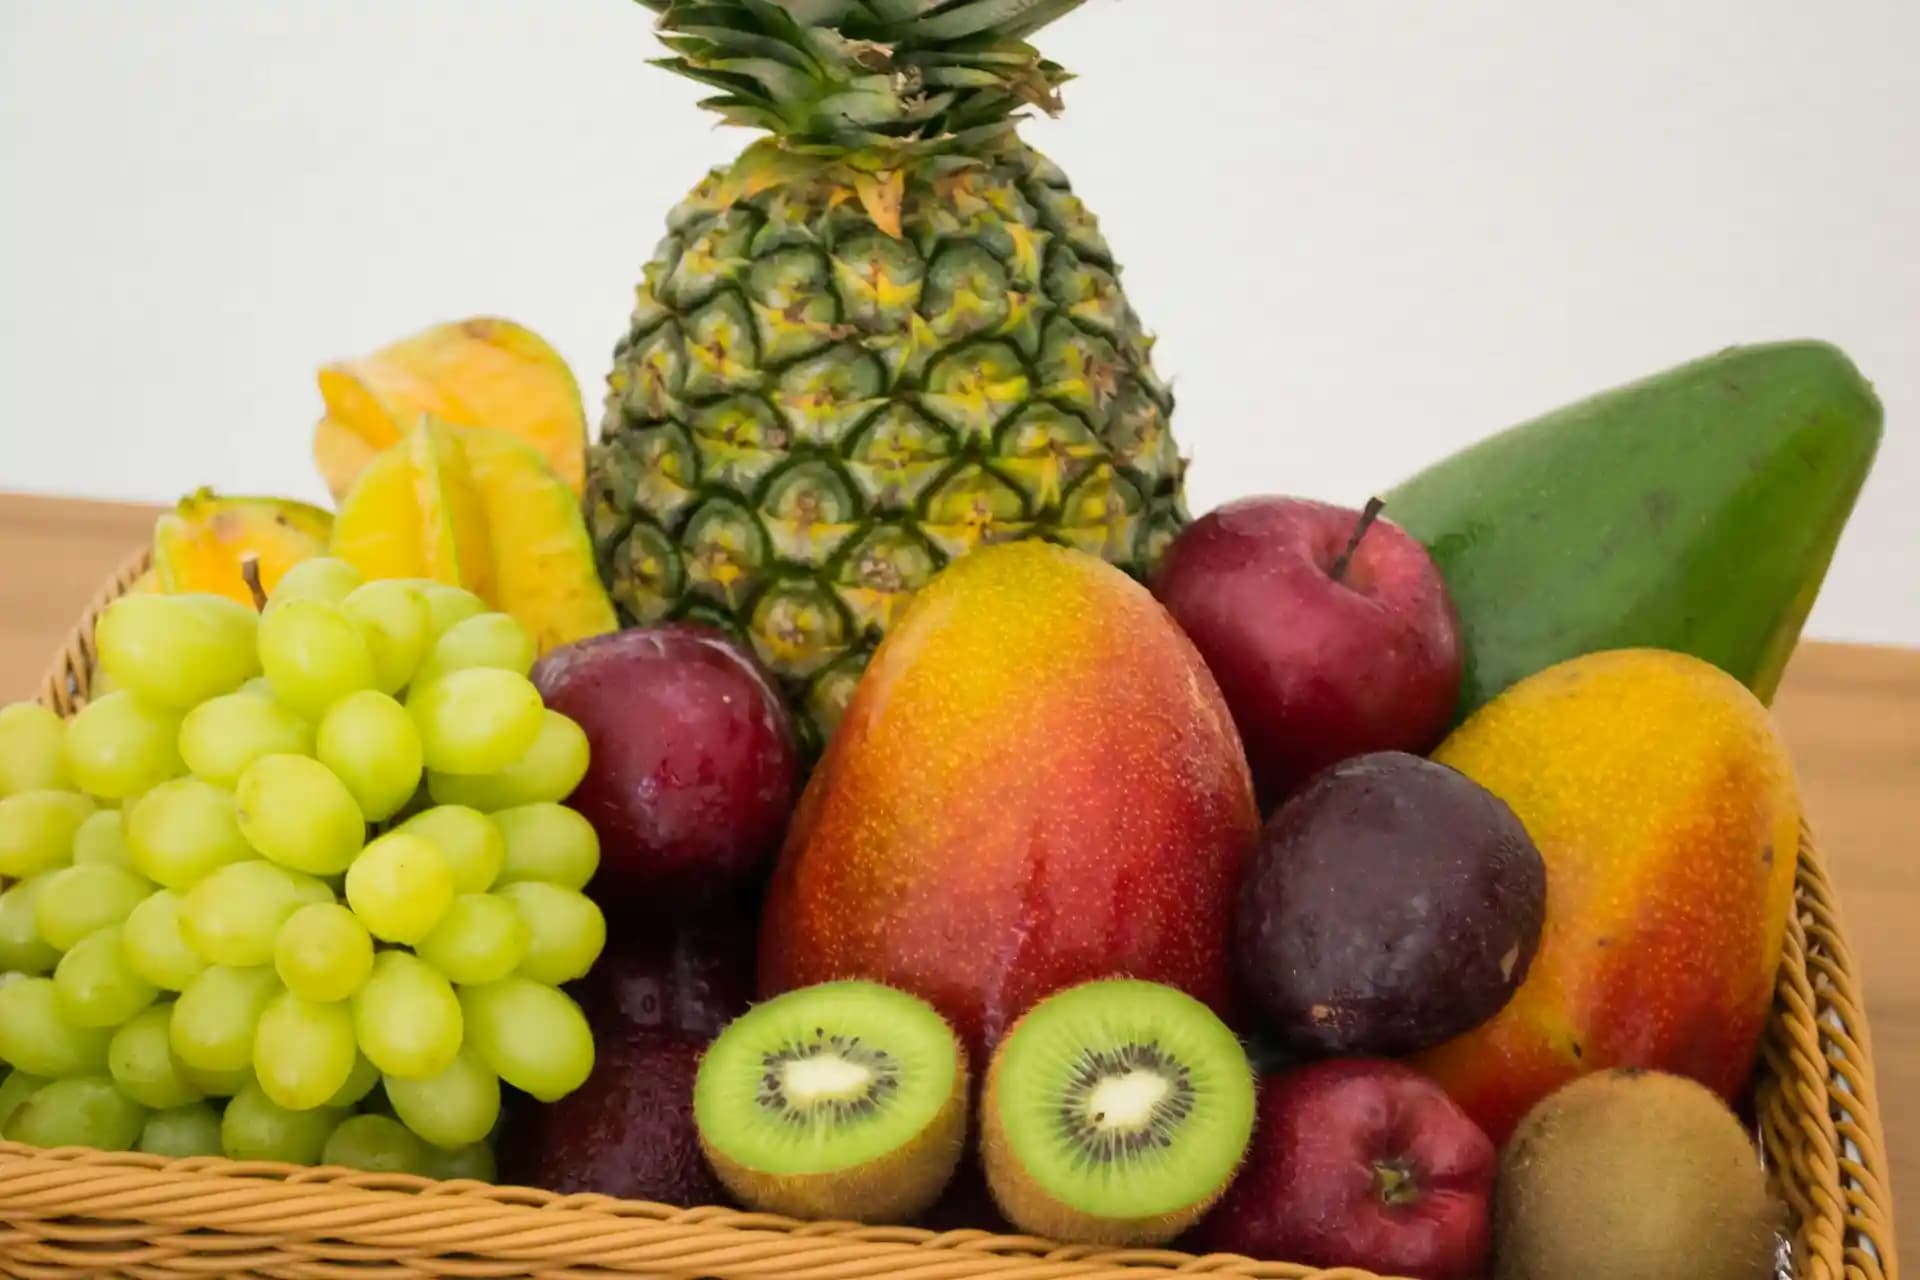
[981,978,1255,1246]
[692,980,968,1224]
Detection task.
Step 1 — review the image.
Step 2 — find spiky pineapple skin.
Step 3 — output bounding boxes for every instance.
[588,143,1188,744]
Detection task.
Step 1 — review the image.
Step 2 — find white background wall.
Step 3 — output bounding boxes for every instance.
[2,0,1915,644]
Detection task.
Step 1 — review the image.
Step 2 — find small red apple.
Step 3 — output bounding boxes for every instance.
[530,624,799,911]
[1190,1058,1495,1280]
[1151,496,1462,812]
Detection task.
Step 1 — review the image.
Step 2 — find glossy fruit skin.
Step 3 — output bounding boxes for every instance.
[1412,649,1801,1144]
[1152,497,1462,810]
[759,542,1259,1064]
[1235,752,1545,1057]
[531,626,799,910]
[502,909,753,1203]
[567,906,757,1042]
[1190,1059,1495,1280]
[499,1032,726,1206]
[1385,340,1883,721]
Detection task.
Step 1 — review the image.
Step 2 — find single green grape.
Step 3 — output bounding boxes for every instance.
[169,964,280,1074]
[497,882,605,986]
[458,977,592,1102]
[352,951,463,1080]
[407,668,543,775]
[220,1080,344,1164]
[120,889,207,991]
[0,702,69,795]
[70,808,130,867]
[125,778,252,889]
[33,864,154,951]
[238,676,277,700]
[416,584,487,637]
[396,804,503,893]
[107,1004,203,1109]
[0,977,112,1076]
[178,692,312,788]
[234,754,366,875]
[344,833,453,944]
[419,1139,496,1183]
[62,692,183,800]
[273,902,374,1003]
[253,991,357,1111]
[415,894,527,986]
[0,789,95,878]
[428,710,589,812]
[315,691,422,822]
[265,557,362,610]
[383,1045,500,1149]
[411,612,534,687]
[0,879,59,974]
[53,926,158,1027]
[137,1101,223,1157]
[342,580,434,695]
[6,1075,146,1151]
[325,1053,381,1108]
[491,803,600,891]
[180,860,328,968]
[0,1070,48,1134]
[257,599,377,718]
[321,1112,428,1175]
[94,593,260,710]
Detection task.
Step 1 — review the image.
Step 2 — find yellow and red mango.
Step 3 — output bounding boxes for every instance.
[758,541,1260,1064]
[1413,648,1800,1143]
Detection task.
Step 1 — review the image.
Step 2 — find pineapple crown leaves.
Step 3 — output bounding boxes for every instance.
[635,0,1086,159]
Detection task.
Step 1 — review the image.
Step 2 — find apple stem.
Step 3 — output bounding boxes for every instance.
[1328,497,1387,584]
[1374,1159,1421,1207]
[239,555,269,612]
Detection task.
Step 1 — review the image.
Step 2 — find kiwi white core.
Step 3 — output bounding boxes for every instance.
[783,1054,874,1106]
[1088,1070,1173,1131]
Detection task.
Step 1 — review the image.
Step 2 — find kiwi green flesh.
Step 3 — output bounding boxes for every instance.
[990,979,1254,1222]
[694,980,960,1177]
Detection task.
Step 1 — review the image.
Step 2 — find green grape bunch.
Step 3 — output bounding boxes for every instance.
[0,559,602,1175]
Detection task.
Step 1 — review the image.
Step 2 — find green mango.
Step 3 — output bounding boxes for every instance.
[1384,340,1882,721]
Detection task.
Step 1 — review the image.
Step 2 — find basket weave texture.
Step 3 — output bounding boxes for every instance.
[0,552,1900,1280]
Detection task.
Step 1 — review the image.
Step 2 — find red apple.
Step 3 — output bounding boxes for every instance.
[1190,1058,1495,1280]
[1151,497,1462,811]
[531,625,799,910]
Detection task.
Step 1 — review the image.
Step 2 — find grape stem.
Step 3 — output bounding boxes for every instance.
[239,556,269,611]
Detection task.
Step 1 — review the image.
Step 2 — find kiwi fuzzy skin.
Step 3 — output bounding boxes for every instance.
[979,1031,1243,1247]
[698,1042,970,1225]
[1494,1069,1782,1280]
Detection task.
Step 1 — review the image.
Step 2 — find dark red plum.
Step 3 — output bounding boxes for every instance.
[498,1032,727,1207]
[568,905,757,1041]
[532,625,798,909]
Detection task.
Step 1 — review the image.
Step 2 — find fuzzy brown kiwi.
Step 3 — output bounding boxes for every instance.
[692,980,968,1224]
[1495,1068,1783,1280]
[980,978,1255,1247]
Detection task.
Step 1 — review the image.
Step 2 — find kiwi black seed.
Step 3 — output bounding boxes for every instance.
[1494,1068,1782,1280]
[692,980,968,1224]
[980,978,1255,1247]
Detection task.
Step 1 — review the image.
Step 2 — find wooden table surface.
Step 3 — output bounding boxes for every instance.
[2,489,1914,1257]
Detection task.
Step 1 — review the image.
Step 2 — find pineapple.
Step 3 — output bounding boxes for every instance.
[590,0,1189,744]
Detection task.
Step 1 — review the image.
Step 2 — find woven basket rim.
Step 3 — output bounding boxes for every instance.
[1,547,1900,1280]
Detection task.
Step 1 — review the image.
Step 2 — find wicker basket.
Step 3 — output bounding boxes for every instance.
[0,553,1900,1280]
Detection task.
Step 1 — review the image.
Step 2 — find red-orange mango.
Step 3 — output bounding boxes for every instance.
[758,542,1260,1063]
[1413,648,1800,1143]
